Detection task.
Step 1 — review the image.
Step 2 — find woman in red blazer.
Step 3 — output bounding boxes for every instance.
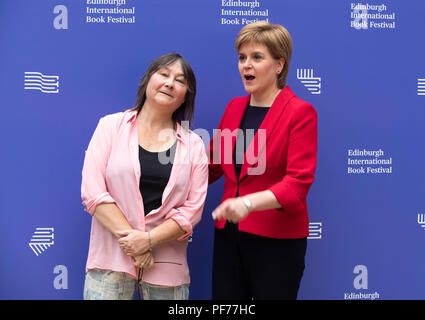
[208,22,317,299]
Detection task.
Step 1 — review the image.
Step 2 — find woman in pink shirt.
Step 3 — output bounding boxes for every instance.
[81,53,208,300]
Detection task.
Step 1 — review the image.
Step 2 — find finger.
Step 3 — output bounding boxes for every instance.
[146,259,154,268]
[212,210,222,220]
[213,204,227,220]
[136,257,146,267]
[229,211,241,223]
[119,242,129,252]
[139,257,151,268]
[135,252,150,264]
[212,206,221,219]
[134,257,144,267]
[134,254,145,264]
[118,237,129,245]
[145,256,154,268]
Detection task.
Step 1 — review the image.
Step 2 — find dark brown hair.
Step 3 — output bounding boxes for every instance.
[132,53,196,126]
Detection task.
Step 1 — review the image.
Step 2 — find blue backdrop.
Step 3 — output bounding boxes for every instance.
[1,0,424,299]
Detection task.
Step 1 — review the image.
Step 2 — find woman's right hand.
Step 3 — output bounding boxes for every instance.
[133,251,154,269]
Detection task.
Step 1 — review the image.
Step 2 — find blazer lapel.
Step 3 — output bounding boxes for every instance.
[239,86,295,181]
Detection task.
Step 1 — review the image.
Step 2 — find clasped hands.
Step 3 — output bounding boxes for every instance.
[117,230,154,269]
[212,197,250,223]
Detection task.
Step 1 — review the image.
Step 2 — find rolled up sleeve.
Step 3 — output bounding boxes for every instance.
[165,140,209,240]
[81,116,116,215]
[269,103,317,215]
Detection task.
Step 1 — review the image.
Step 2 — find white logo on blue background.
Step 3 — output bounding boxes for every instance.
[308,222,323,239]
[24,72,59,94]
[417,78,425,96]
[417,214,425,229]
[29,227,55,256]
[297,69,321,95]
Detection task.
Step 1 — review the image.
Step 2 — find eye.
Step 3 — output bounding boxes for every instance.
[157,69,168,77]
[253,54,262,60]
[238,54,246,61]
[176,78,185,84]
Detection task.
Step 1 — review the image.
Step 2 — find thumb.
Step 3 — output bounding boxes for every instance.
[116,229,132,237]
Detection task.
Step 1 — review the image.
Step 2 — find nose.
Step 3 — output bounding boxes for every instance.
[242,58,252,70]
[164,77,174,89]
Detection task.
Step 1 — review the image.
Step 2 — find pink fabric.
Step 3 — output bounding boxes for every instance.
[81,110,208,286]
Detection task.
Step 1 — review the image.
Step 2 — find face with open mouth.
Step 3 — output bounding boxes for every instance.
[238,42,284,101]
[145,60,187,111]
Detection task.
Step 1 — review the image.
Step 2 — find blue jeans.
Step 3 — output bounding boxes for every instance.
[83,269,189,300]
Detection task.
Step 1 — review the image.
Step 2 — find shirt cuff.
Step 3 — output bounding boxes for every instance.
[82,192,116,215]
[165,209,194,240]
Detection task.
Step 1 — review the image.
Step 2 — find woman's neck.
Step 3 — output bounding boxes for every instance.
[250,86,282,107]
[137,102,174,131]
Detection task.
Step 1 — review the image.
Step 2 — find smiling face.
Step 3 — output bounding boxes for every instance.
[145,60,188,112]
[238,42,284,101]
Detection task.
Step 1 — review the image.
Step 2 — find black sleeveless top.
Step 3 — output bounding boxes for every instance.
[138,141,177,215]
[233,105,270,181]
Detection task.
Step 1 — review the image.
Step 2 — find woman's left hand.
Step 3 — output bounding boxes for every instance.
[212,198,250,223]
[117,229,149,256]
[133,251,154,269]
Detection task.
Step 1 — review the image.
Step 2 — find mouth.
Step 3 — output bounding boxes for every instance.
[244,75,255,81]
[159,91,173,98]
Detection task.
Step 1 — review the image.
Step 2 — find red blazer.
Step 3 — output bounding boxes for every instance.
[208,86,317,239]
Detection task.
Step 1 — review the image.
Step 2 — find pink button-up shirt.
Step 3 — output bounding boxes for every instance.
[81,110,208,286]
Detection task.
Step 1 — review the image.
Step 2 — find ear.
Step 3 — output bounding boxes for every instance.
[277,58,285,73]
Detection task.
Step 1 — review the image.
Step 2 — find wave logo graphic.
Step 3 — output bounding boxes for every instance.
[24,72,59,94]
[418,214,425,230]
[308,222,323,239]
[297,69,321,95]
[29,227,55,256]
[417,78,425,96]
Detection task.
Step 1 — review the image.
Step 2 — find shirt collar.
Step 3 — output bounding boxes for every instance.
[124,109,185,143]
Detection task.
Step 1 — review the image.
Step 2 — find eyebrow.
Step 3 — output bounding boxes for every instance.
[239,51,265,55]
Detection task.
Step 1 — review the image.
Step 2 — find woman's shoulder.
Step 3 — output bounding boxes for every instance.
[283,88,316,116]
[181,125,205,147]
[217,95,250,122]
[227,94,250,107]
[174,126,208,166]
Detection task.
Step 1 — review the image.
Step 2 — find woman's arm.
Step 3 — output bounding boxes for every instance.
[82,116,136,238]
[117,219,185,256]
[212,102,318,223]
[212,190,280,223]
[119,136,209,255]
[95,204,155,267]
[81,116,154,266]
[93,203,133,238]
[150,219,185,246]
